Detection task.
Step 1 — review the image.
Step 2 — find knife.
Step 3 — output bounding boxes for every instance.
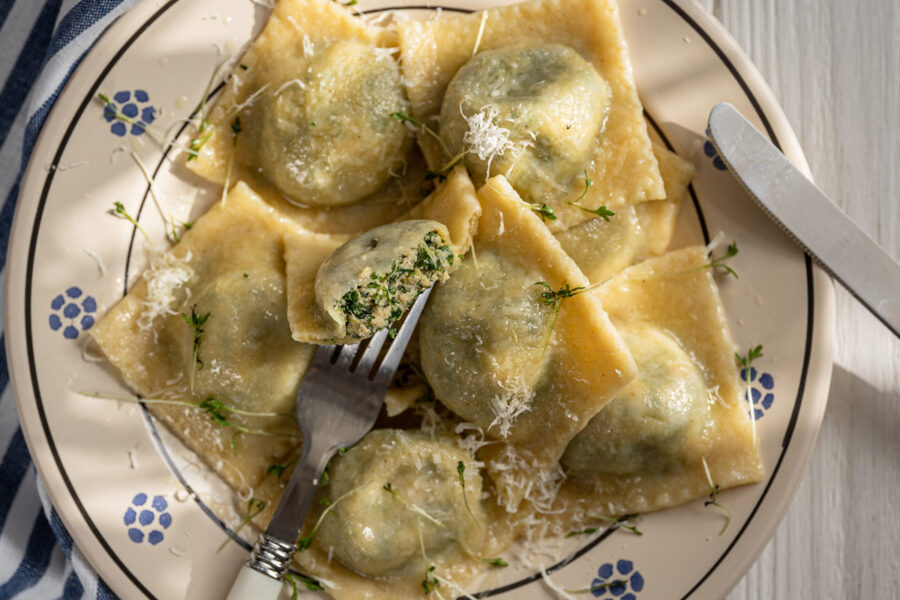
[708,102,900,338]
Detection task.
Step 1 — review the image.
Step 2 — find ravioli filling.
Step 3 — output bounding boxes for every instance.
[316,221,455,340]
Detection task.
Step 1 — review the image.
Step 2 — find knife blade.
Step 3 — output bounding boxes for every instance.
[708,102,900,338]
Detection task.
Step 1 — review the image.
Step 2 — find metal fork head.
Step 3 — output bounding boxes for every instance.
[295,287,433,453]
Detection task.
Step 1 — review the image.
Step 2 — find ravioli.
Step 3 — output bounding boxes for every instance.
[186,0,424,233]
[314,220,454,343]
[419,175,636,510]
[555,141,696,283]
[90,182,312,503]
[440,43,611,208]
[557,246,764,515]
[397,0,665,231]
[285,165,481,344]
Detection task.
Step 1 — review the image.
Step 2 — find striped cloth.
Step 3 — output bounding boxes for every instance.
[0,1,141,598]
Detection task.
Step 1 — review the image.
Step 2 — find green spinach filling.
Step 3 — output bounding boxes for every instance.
[337,231,453,338]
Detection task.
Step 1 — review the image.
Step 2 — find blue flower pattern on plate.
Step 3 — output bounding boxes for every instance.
[591,560,644,599]
[49,287,97,340]
[741,366,775,419]
[123,493,172,545]
[103,89,156,137]
[703,129,727,170]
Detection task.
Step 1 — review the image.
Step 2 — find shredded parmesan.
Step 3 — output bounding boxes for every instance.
[83,248,107,276]
[539,566,577,600]
[302,34,314,57]
[471,12,488,56]
[138,251,194,330]
[273,78,306,96]
[461,104,514,178]
[488,444,566,514]
[487,377,532,438]
[705,230,726,254]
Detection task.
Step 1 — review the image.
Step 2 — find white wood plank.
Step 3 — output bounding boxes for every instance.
[688,1,900,598]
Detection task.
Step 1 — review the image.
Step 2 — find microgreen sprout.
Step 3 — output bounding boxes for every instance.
[230,116,242,143]
[217,497,266,552]
[267,458,296,479]
[565,527,598,538]
[182,305,211,392]
[382,483,446,529]
[569,202,615,222]
[530,203,557,222]
[707,241,739,278]
[296,485,363,551]
[535,280,602,351]
[736,344,764,446]
[456,461,481,528]
[283,573,323,598]
[111,202,150,240]
[701,456,731,536]
[422,565,440,595]
[585,512,644,536]
[391,111,452,158]
[482,557,508,568]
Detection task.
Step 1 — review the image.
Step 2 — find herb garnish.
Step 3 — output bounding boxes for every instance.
[707,240,739,278]
[391,111,453,160]
[230,116,242,142]
[482,557,508,568]
[535,281,596,350]
[585,512,644,536]
[569,202,615,221]
[267,458,296,479]
[701,456,731,536]
[736,344,764,445]
[382,483,446,528]
[111,202,150,240]
[457,461,482,527]
[182,305,211,392]
[565,527,598,538]
[422,565,440,594]
[296,485,363,551]
[530,203,557,222]
[283,573,323,598]
[218,497,266,552]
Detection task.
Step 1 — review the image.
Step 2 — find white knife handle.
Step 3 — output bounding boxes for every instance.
[225,563,284,600]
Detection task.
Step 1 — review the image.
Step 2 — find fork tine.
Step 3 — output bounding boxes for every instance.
[334,343,358,369]
[354,328,390,376]
[374,287,433,385]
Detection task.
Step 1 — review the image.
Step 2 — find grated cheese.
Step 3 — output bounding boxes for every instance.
[487,377,532,438]
[302,34,314,57]
[138,251,194,330]
[461,104,514,178]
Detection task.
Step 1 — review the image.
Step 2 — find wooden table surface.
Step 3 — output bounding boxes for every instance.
[689,1,900,598]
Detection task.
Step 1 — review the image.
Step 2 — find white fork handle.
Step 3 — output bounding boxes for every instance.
[225,564,284,600]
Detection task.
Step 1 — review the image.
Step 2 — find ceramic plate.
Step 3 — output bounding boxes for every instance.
[6,0,835,598]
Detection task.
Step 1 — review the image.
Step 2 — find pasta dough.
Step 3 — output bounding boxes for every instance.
[555,141,696,283]
[397,0,665,231]
[90,182,312,503]
[557,246,765,515]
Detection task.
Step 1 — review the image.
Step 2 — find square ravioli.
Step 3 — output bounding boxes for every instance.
[186,0,428,235]
[90,182,312,504]
[418,175,637,510]
[397,0,665,231]
[557,246,765,516]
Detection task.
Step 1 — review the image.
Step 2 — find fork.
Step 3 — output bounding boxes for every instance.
[226,287,434,599]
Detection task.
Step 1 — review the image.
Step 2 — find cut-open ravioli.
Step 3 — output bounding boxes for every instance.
[419,175,636,509]
[556,141,696,283]
[286,165,481,344]
[90,182,312,506]
[314,220,454,343]
[186,0,425,233]
[558,246,764,515]
[397,0,665,231]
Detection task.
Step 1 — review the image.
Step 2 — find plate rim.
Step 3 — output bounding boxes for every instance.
[5,0,836,598]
